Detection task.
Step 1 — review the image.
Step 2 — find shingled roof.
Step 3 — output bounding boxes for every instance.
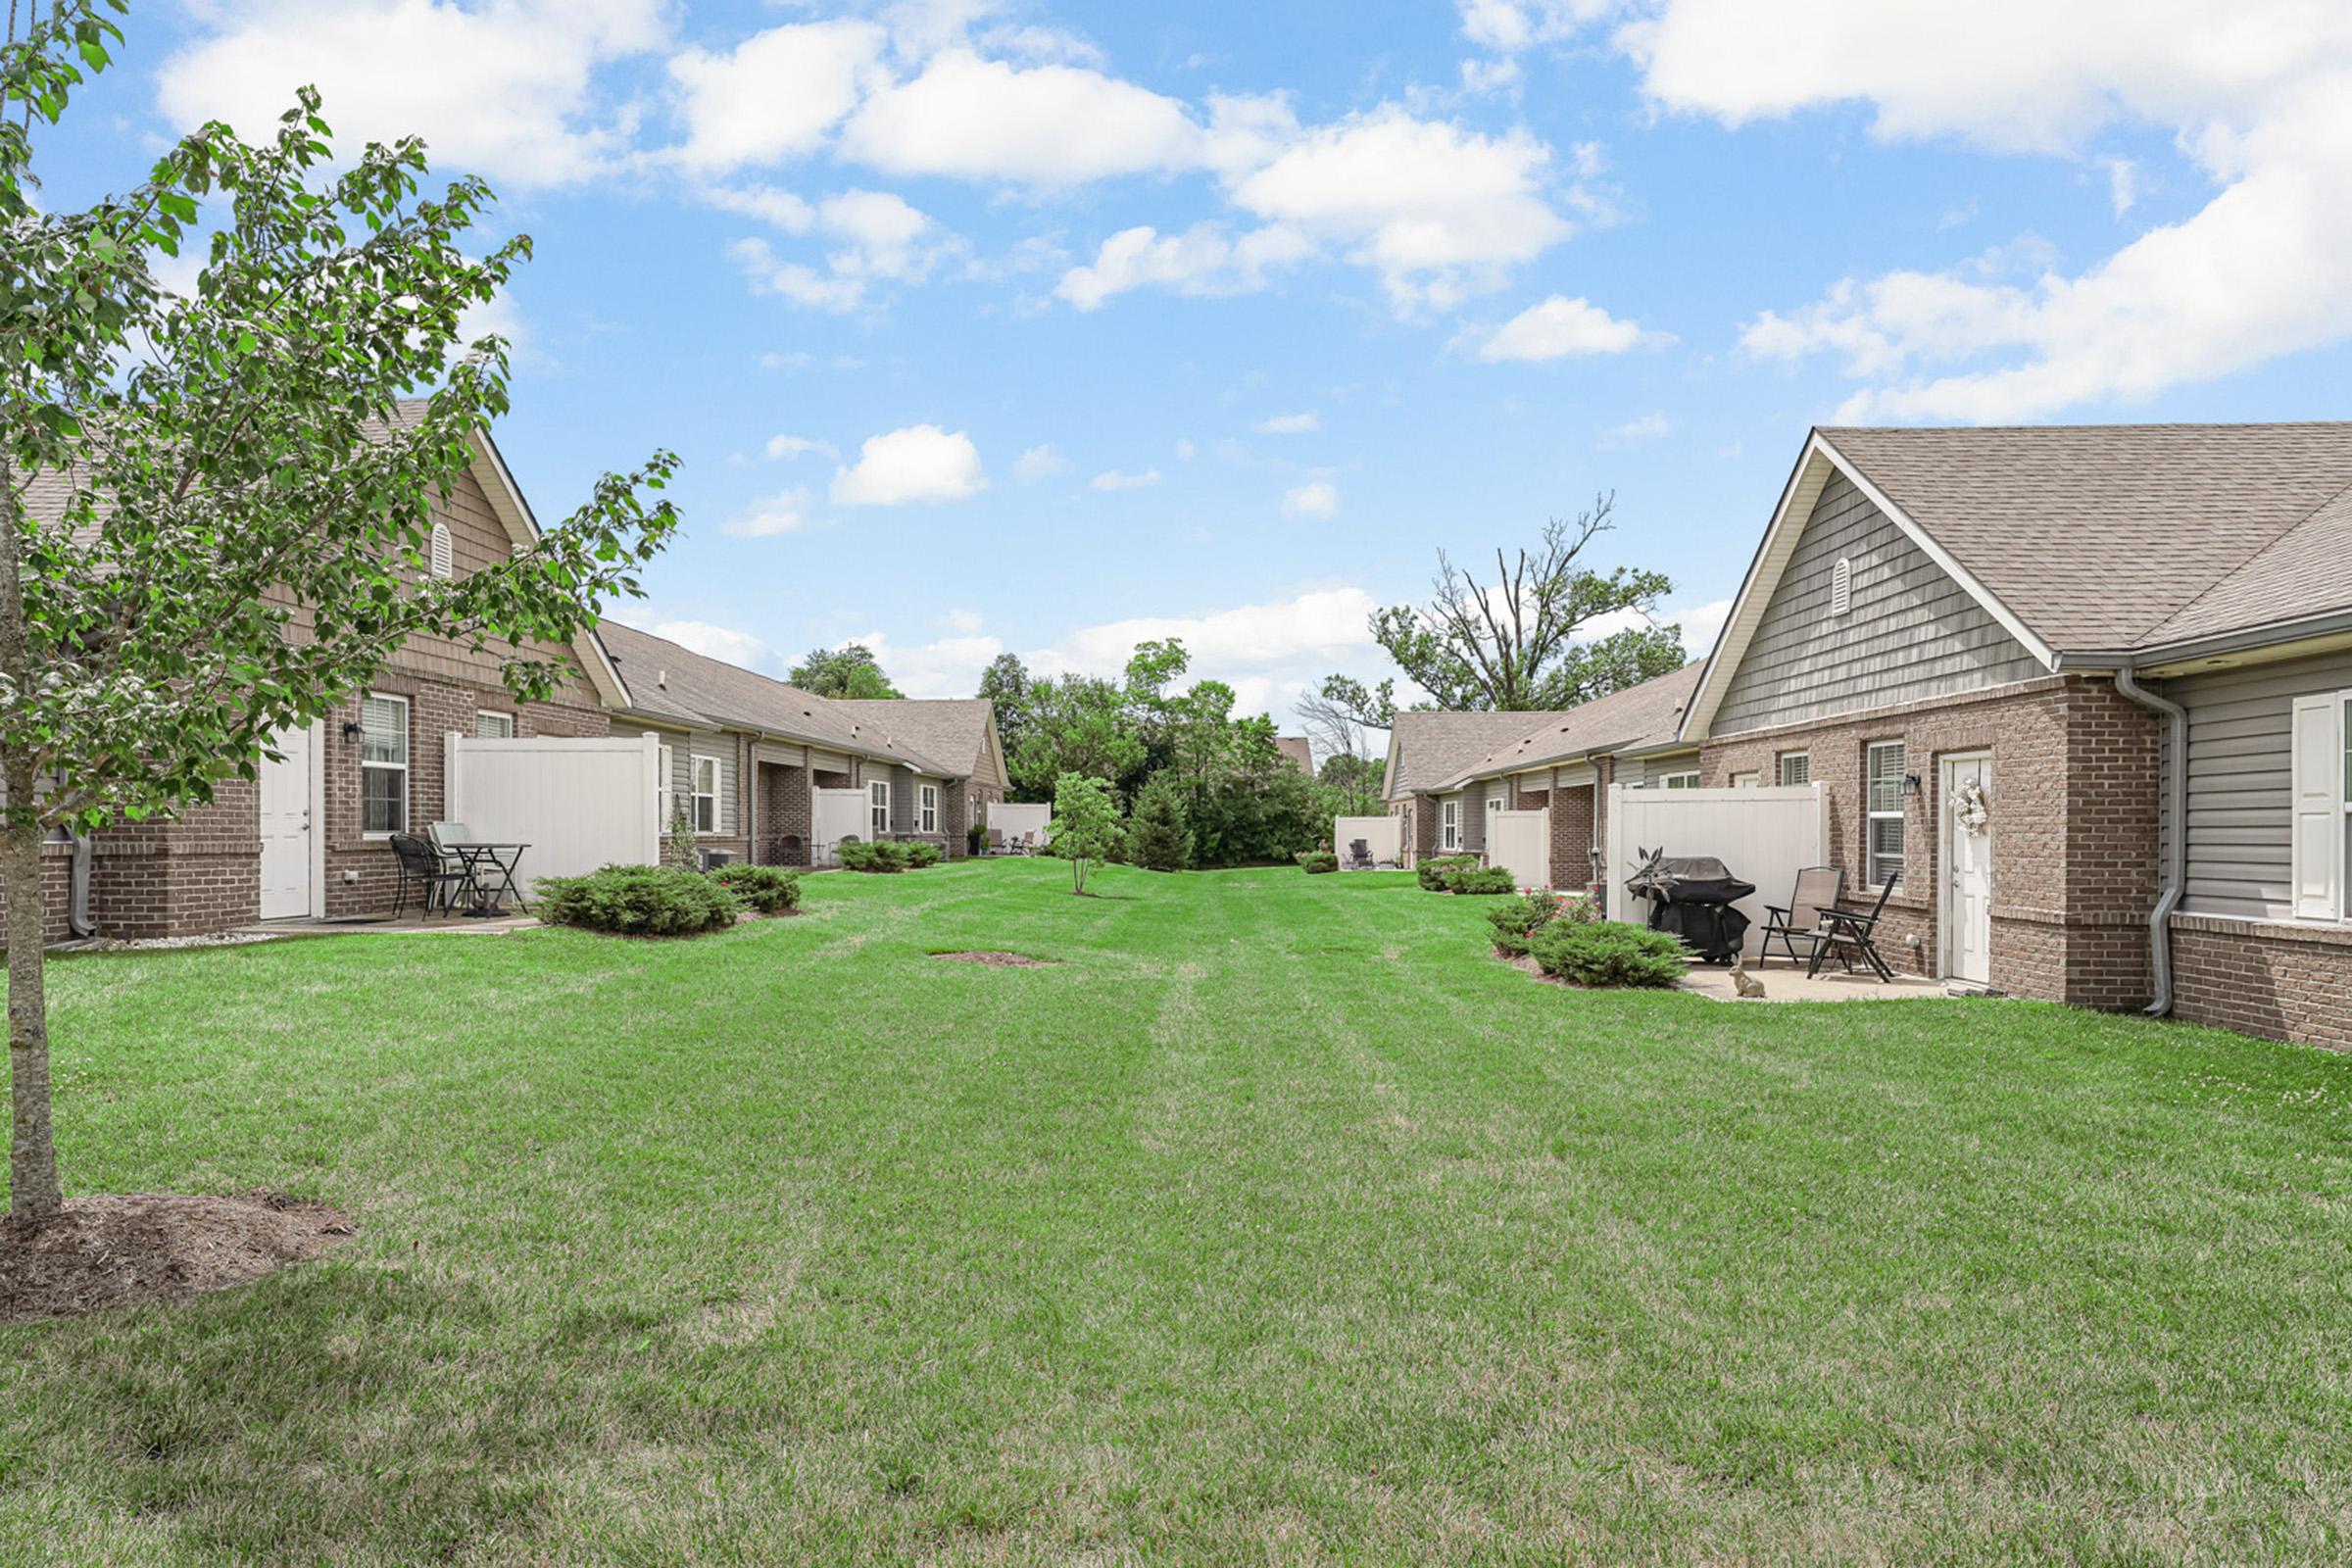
[1819,422,2352,652]
[829,699,1005,787]
[1383,710,1574,800]
[1431,663,1703,790]
[599,621,960,774]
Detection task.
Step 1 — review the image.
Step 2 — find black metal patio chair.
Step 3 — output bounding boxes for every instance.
[389,832,469,918]
[1346,838,1374,870]
[1807,875,1900,982]
[1759,865,1842,969]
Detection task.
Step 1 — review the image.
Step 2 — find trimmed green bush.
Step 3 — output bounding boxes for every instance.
[1486,889,1603,954]
[709,862,801,914]
[1444,865,1517,896]
[538,863,743,936]
[905,841,944,868]
[1527,920,1687,988]
[1299,850,1339,874]
[839,840,909,873]
[1416,854,1478,892]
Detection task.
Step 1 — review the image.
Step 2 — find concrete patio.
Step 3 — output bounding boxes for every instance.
[1677,956,1955,1004]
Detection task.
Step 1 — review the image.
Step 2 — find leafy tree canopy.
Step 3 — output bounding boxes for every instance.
[1046,772,1124,895]
[789,643,903,700]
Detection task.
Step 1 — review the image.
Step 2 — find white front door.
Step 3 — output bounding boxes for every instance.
[1942,755,1992,986]
[258,724,315,919]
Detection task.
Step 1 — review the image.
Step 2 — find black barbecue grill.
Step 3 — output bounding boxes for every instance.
[1623,851,1755,964]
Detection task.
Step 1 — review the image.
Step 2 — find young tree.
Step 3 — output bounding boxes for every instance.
[1046,772,1124,895]
[789,644,903,700]
[1126,772,1193,872]
[0,13,679,1222]
[1365,497,1685,710]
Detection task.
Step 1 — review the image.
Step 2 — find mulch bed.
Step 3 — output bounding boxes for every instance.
[0,1189,356,1323]
[929,951,1056,967]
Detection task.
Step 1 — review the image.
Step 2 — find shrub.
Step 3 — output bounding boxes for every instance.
[1444,865,1517,896]
[905,841,944,868]
[709,862,801,914]
[539,863,742,937]
[1299,850,1339,874]
[839,840,909,873]
[1416,854,1478,892]
[1527,920,1687,988]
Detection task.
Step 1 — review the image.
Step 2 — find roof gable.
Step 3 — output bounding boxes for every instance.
[1384,710,1578,797]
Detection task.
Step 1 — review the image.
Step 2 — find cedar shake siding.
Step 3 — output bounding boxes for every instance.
[1711,469,2045,737]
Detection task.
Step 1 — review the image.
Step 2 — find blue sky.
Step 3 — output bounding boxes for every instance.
[38,2,2352,718]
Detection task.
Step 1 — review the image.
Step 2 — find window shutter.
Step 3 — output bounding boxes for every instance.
[2290,694,2343,920]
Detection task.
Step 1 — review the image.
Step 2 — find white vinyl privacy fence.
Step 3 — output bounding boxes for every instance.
[1487,808,1551,892]
[1332,814,1401,867]
[988,801,1052,851]
[1604,783,1828,956]
[811,788,867,865]
[443,733,661,894]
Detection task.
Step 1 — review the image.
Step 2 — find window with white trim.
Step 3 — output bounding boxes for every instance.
[869,778,891,839]
[1660,770,1700,790]
[1731,771,1760,788]
[692,755,720,834]
[1867,741,1906,889]
[475,710,514,739]
[1441,798,1459,851]
[1779,752,1810,787]
[919,783,939,834]
[360,694,409,836]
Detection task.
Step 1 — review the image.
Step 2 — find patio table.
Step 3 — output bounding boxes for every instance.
[448,842,530,917]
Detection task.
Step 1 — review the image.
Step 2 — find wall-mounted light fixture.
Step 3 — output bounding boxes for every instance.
[1903,772,1924,801]
[341,719,363,741]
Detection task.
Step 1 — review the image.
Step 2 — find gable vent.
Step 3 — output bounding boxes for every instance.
[1829,556,1853,616]
[428,520,454,580]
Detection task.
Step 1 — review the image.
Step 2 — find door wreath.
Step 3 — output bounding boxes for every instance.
[1954,776,1990,836]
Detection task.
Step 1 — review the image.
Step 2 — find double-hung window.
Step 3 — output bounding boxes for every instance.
[918,783,939,834]
[1779,752,1810,787]
[692,756,719,834]
[360,694,409,836]
[475,710,514,739]
[1441,798,1460,851]
[1867,741,1906,889]
[869,778,892,839]
[1660,770,1700,790]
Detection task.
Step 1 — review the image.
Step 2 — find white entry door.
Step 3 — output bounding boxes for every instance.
[1941,754,1992,986]
[258,724,316,919]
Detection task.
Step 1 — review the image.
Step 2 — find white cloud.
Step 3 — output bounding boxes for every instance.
[830,424,988,505]
[719,188,959,312]
[156,0,665,187]
[1012,443,1070,482]
[851,628,1005,698]
[763,434,836,462]
[840,48,1202,185]
[942,607,986,634]
[1090,467,1162,492]
[1054,221,1311,311]
[721,486,820,539]
[1578,596,1734,656]
[1473,293,1652,361]
[1281,481,1340,518]
[1253,412,1320,434]
[1634,0,2352,419]
[1227,107,1573,313]
[1457,1,1617,53]
[1600,411,1671,446]
[1031,586,1384,722]
[667,21,885,172]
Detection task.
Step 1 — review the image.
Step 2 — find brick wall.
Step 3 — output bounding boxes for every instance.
[757,760,812,866]
[951,783,1002,858]
[1393,798,1434,866]
[2172,915,2352,1051]
[1548,783,1595,895]
[1699,675,2159,1006]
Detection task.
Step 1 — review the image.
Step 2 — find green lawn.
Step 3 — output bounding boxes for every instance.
[5,860,2351,1565]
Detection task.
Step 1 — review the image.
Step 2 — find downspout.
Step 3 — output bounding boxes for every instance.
[2113,661,2184,1017]
[66,830,96,939]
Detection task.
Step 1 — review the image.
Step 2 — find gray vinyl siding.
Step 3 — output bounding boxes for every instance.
[1713,471,2045,736]
[2158,648,2352,920]
[889,764,916,834]
[664,727,738,837]
[1621,751,1698,787]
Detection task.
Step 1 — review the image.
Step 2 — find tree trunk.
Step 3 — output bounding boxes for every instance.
[5,810,59,1221]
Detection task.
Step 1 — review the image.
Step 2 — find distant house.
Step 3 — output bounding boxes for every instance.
[1381,710,1574,865]
[601,624,1004,866]
[1275,735,1315,777]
